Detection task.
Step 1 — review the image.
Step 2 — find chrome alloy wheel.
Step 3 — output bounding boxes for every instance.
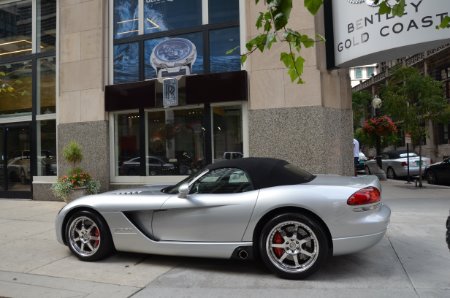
[68,216,101,257]
[266,221,319,274]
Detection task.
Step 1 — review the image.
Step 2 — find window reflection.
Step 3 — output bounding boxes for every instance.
[114,0,139,39]
[114,43,139,84]
[116,113,140,176]
[147,108,205,175]
[0,61,33,117]
[37,0,56,52]
[144,0,201,34]
[36,120,56,176]
[0,0,32,58]
[210,27,240,73]
[213,106,243,161]
[209,0,239,24]
[38,56,56,114]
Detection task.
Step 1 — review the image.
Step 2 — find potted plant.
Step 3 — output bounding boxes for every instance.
[51,141,100,203]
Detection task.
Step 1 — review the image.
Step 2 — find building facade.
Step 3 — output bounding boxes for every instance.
[353,44,450,162]
[349,64,377,88]
[0,0,354,200]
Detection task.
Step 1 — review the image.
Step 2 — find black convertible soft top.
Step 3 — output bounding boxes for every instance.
[205,157,315,190]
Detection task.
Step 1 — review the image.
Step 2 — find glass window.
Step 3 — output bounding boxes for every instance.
[114,0,139,39]
[145,33,203,80]
[147,108,205,175]
[37,56,56,114]
[366,66,374,77]
[213,106,242,161]
[114,42,139,84]
[190,168,253,194]
[209,0,239,24]
[210,27,240,73]
[37,0,56,52]
[0,60,33,117]
[36,120,56,176]
[116,113,141,176]
[355,68,362,79]
[144,0,201,34]
[0,0,32,58]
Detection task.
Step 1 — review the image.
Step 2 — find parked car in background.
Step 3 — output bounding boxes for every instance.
[365,150,430,179]
[356,152,368,174]
[424,158,450,185]
[120,156,176,176]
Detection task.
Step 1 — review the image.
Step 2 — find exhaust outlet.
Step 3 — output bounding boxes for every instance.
[238,249,248,260]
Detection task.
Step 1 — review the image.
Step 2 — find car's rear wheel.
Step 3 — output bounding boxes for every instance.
[259,213,329,279]
[66,210,113,261]
[386,167,396,179]
[426,170,437,184]
[446,215,450,250]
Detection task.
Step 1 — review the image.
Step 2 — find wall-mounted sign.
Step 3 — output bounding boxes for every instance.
[150,38,197,78]
[330,0,450,67]
[163,78,178,107]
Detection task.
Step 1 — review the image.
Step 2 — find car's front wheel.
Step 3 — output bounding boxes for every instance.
[66,210,114,261]
[426,170,437,184]
[259,213,329,279]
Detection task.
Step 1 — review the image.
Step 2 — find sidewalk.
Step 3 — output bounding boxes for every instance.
[0,180,449,298]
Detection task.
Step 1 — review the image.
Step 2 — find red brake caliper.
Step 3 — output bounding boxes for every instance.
[273,231,284,258]
[92,227,100,248]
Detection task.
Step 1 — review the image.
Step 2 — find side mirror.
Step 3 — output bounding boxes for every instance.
[178,183,190,198]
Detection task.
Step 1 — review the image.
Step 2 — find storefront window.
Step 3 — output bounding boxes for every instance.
[114,42,139,84]
[37,56,56,114]
[0,0,32,58]
[144,0,202,34]
[210,27,240,73]
[209,0,239,24]
[116,113,141,176]
[0,60,33,117]
[37,0,56,52]
[147,108,205,175]
[36,120,56,176]
[114,0,139,39]
[213,105,242,161]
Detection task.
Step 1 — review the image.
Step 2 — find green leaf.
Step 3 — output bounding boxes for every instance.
[256,12,264,29]
[240,55,248,65]
[300,34,315,48]
[437,16,450,29]
[391,0,405,17]
[304,0,323,15]
[280,52,293,68]
[378,2,391,15]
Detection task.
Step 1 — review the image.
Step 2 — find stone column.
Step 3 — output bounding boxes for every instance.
[58,0,110,191]
[244,2,354,175]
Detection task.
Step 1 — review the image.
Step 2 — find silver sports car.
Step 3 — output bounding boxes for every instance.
[55,158,391,279]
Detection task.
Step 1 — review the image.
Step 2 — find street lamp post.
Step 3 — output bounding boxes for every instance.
[372,95,382,168]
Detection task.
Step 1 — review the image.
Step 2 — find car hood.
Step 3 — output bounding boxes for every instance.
[306,174,380,189]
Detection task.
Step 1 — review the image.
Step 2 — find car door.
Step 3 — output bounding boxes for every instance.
[436,159,450,183]
[152,167,258,242]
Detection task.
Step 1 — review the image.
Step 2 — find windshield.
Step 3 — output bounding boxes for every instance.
[161,170,207,194]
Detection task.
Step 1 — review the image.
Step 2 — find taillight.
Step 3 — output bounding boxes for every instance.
[401,162,407,167]
[347,187,381,206]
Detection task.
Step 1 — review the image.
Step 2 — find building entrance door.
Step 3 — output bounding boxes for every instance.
[0,124,32,198]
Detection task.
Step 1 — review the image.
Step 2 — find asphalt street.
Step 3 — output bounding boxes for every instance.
[0,179,449,298]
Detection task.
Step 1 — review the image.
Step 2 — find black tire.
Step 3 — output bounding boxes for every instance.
[258,213,329,279]
[65,210,114,261]
[426,170,437,185]
[386,167,396,180]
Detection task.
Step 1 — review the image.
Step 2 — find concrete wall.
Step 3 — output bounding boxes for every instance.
[244,1,354,175]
